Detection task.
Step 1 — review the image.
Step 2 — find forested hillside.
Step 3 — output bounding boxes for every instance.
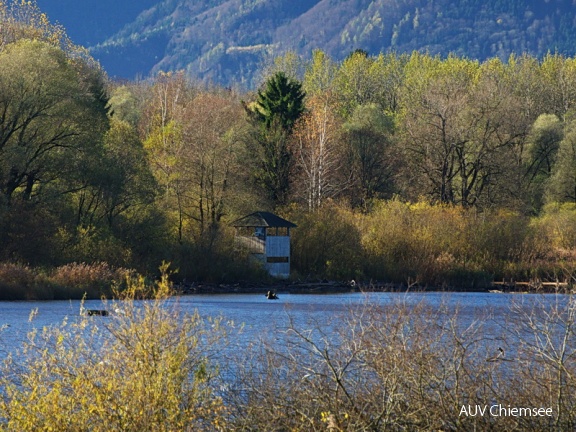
[85,0,576,86]
[36,0,158,46]
[2,1,576,298]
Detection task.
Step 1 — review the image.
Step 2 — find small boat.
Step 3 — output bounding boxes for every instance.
[266,291,279,300]
[85,309,109,316]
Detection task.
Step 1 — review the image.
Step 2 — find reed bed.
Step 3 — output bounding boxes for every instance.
[0,262,133,300]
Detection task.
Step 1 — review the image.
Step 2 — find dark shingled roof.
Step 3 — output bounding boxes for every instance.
[231,211,297,228]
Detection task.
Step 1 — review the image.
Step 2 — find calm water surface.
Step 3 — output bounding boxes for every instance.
[0,292,570,356]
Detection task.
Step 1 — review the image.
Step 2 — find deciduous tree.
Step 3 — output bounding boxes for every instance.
[142,71,193,243]
[179,91,245,237]
[343,103,397,209]
[523,114,563,210]
[291,96,345,211]
[546,120,576,204]
[0,39,109,204]
[400,54,477,205]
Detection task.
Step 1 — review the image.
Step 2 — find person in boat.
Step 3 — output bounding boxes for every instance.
[266,291,278,300]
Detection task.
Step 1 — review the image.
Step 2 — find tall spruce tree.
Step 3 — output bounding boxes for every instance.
[254,72,305,131]
[248,72,305,205]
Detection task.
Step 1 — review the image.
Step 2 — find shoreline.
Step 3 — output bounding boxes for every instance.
[175,280,575,296]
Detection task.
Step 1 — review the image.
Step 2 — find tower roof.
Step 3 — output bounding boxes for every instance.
[231,211,297,228]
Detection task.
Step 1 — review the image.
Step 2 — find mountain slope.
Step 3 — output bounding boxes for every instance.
[36,0,158,46]
[85,0,576,87]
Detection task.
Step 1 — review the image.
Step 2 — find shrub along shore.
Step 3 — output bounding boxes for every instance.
[0,262,133,301]
[1,200,576,300]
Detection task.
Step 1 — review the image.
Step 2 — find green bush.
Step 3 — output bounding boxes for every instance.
[0,272,228,431]
[361,200,529,287]
[286,203,364,280]
[522,202,576,282]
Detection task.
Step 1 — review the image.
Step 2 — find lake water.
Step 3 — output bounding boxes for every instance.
[0,291,571,358]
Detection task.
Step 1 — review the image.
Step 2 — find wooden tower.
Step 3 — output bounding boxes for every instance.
[232,211,297,278]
